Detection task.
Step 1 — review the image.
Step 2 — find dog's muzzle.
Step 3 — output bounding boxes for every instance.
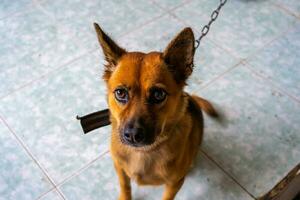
[120,118,154,147]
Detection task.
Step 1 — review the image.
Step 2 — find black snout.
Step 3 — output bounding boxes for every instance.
[122,122,146,146]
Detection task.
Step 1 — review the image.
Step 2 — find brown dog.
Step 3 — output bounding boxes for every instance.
[94,23,218,200]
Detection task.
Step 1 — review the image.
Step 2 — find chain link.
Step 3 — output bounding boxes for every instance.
[195,0,227,49]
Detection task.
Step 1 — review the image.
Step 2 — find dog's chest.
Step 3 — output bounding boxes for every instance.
[123,151,172,185]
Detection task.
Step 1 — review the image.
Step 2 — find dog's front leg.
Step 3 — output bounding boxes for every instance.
[162,178,185,200]
[114,163,132,200]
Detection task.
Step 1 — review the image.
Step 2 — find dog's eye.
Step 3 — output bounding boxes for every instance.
[149,88,167,104]
[114,88,129,104]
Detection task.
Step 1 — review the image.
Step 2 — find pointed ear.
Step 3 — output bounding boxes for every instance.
[94,23,126,80]
[163,27,195,84]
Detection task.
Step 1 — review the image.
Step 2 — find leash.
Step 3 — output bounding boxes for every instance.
[77,0,227,134]
[195,0,227,49]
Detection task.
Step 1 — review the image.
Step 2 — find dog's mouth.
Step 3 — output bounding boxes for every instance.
[120,133,169,152]
[120,136,152,148]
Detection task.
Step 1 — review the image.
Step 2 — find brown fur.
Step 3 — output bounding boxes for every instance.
[94,23,218,200]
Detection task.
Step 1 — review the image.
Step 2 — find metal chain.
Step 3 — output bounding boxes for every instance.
[195,0,227,49]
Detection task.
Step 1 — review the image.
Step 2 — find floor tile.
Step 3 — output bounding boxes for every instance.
[0,9,51,66]
[187,39,238,93]
[152,0,189,10]
[118,14,238,93]
[196,65,300,197]
[248,24,300,100]
[60,151,253,200]
[0,53,110,183]
[0,0,32,19]
[0,8,85,98]
[272,0,300,17]
[173,0,298,59]
[0,119,52,200]
[119,14,185,52]
[40,0,163,50]
[39,189,63,200]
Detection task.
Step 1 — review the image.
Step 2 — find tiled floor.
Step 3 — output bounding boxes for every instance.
[0,0,299,199]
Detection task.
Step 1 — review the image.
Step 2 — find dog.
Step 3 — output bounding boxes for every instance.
[94,23,218,200]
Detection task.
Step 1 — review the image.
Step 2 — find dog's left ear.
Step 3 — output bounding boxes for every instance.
[94,23,126,80]
[163,27,195,84]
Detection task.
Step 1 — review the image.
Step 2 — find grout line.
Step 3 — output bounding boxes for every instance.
[0,115,58,195]
[118,12,168,38]
[199,149,257,200]
[3,75,98,200]
[244,64,300,104]
[36,187,65,200]
[243,24,298,63]
[271,2,300,20]
[117,0,194,40]
[243,3,299,61]
[150,0,193,12]
[55,187,67,200]
[34,0,167,51]
[0,47,98,100]
[56,188,67,200]
[55,149,110,188]
[35,149,109,200]
[118,0,191,39]
[190,60,243,94]
[33,136,110,200]
[205,37,241,60]
[35,187,57,200]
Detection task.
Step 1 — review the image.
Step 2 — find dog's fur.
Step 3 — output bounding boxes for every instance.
[94,23,218,200]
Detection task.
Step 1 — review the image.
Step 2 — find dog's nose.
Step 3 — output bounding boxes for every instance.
[123,124,145,145]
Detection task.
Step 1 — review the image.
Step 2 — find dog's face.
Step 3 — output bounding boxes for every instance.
[94,23,195,148]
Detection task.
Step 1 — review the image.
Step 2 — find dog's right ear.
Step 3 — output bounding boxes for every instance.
[94,23,126,80]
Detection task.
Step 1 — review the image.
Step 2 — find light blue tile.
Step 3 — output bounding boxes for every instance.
[0,120,52,200]
[0,9,53,67]
[0,9,54,50]
[152,0,189,10]
[39,189,63,200]
[187,39,238,93]
[0,0,32,19]
[40,0,164,50]
[248,24,300,100]
[197,65,300,197]
[0,9,86,98]
[0,53,110,183]
[59,153,118,200]
[272,0,300,16]
[173,0,298,59]
[119,14,186,52]
[60,151,253,200]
